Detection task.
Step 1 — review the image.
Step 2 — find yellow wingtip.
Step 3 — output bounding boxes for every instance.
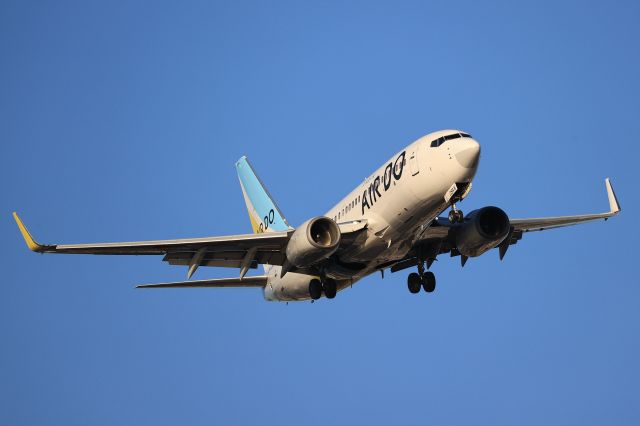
[13,212,44,252]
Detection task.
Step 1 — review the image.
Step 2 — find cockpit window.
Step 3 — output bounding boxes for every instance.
[430,132,473,147]
[430,136,444,147]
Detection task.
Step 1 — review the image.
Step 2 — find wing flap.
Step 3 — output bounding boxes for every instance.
[136,275,268,289]
[163,256,260,270]
[162,250,285,268]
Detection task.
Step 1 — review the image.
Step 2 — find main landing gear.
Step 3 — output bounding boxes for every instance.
[309,278,337,300]
[448,203,464,223]
[407,260,436,294]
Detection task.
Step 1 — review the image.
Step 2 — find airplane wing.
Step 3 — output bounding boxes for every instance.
[13,212,291,277]
[390,178,620,272]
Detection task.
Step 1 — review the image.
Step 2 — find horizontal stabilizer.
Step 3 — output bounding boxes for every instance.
[136,275,268,289]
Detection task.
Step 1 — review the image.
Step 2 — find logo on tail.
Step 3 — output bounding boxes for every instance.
[236,156,291,234]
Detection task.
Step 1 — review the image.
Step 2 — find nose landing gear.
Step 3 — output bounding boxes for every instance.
[448,203,464,223]
[407,260,437,294]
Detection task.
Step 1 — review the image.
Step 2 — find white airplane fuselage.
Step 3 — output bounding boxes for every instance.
[263,130,481,301]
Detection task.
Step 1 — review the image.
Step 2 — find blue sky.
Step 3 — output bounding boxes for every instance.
[1,1,638,424]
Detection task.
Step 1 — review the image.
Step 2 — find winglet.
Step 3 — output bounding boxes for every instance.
[605,178,621,214]
[13,212,47,252]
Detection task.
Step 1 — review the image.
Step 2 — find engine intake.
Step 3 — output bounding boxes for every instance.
[286,217,341,268]
[455,206,510,257]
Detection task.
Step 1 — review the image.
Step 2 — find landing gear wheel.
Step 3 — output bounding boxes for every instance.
[407,273,421,294]
[448,209,464,223]
[309,279,322,300]
[422,271,436,293]
[323,279,337,299]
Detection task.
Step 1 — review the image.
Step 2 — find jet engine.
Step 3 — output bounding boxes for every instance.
[285,217,341,267]
[455,206,510,257]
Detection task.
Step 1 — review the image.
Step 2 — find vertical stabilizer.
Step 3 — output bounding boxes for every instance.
[236,156,291,234]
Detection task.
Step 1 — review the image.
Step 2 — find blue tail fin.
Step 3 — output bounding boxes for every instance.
[236,156,291,234]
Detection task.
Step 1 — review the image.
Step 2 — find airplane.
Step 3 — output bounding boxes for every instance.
[14,129,621,302]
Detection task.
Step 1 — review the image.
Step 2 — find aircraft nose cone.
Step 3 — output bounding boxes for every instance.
[455,139,480,169]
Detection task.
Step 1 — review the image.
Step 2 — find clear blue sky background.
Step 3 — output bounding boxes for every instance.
[1,1,638,425]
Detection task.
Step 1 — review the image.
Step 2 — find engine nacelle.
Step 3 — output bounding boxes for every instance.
[455,206,510,257]
[285,217,341,268]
